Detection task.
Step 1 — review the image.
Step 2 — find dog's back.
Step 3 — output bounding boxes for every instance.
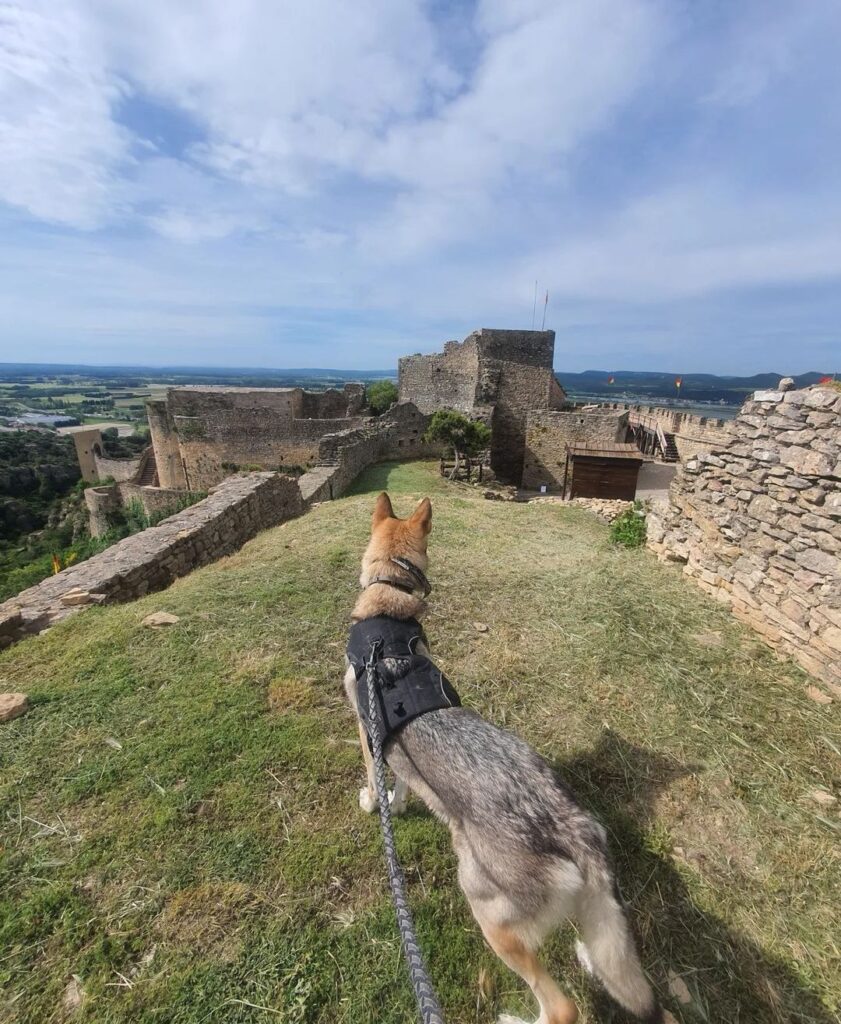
[387,708,662,1022]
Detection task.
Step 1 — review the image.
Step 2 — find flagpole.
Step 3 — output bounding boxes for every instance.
[531,280,538,329]
[541,290,549,330]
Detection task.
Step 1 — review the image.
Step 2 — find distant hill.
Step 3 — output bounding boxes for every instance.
[0,362,834,405]
[0,363,395,384]
[555,369,832,405]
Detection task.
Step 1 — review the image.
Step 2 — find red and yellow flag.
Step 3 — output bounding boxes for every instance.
[675,376,682,390]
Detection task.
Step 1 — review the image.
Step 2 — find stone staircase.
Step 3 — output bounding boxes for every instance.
[661,432,680,462]
[133,448,159,486]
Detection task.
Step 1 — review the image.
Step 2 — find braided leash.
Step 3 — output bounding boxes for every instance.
[365,643,446,1024]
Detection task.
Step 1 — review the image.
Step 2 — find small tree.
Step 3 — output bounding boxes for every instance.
[423,410,491,481]
[366,380,398,416]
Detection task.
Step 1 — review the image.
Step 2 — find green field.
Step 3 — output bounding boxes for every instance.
[1,462,838,1023]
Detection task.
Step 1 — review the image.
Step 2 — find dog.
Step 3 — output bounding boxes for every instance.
[343,492,663,1024]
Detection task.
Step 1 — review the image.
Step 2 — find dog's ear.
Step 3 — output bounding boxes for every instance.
[372,492,395,527]
[408,497,432,535]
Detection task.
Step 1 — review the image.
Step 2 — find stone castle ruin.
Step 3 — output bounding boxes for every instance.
[2,326,837,693]
[71,327,736,535]
[399,328,567,481]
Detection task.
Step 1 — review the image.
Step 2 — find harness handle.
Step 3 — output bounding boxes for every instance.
[365,641,446,1024]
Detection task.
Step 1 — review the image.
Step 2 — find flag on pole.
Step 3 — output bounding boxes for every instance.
[607,375,615,385]
[675,376,682,390]
[540,290,549,330]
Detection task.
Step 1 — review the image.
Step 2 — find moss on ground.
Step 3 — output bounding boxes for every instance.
[1,461,838,1023]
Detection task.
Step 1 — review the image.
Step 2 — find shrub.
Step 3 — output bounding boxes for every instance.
[609,503,647,548]
[423,410,491,481]
[366,380,398,416]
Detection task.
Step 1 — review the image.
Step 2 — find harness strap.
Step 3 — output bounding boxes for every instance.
[365,641,446,1024]
[364,556,431,598]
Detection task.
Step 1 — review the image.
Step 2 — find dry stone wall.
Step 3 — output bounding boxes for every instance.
[0,473,303,648]
[647,385,841,686]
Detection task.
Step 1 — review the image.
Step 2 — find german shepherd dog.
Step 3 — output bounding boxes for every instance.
[344,493,663,1024]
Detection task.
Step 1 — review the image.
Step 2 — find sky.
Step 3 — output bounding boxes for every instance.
[1,0,840,374]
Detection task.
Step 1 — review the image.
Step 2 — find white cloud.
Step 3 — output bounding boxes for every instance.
[527,183,841,302]
[2,0,841,372]
[0,1,129,227]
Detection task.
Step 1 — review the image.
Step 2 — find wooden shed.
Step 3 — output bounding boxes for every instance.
[564,443,644,500]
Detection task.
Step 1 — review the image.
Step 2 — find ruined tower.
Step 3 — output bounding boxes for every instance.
[398,328,565,482]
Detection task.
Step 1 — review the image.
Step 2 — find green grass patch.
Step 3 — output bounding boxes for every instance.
[1,461,838,1023]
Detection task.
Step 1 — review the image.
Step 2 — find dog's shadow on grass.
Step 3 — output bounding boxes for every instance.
[551,732,834,1024]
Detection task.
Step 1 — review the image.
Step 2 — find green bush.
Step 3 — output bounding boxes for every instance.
[609,503,647,548]
[365,380,398,415]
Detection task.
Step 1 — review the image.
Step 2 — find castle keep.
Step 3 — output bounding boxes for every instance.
[399,328,566,481]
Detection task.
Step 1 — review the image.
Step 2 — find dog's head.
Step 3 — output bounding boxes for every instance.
[359,492,432,588]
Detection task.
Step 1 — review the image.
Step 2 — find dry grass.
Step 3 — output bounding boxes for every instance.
[1,460,838,1023]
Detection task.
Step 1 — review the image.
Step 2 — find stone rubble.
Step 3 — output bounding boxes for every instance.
[0,692,30,723]
[567,497,638,523]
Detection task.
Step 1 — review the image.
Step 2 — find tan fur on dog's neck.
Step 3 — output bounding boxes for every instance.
[351,492,431,623]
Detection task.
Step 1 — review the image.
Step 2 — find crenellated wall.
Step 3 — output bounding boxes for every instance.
[647,385,841,686]
[574,402,729,461]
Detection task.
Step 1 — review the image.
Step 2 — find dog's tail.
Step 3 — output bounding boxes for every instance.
[574,864,663,1023]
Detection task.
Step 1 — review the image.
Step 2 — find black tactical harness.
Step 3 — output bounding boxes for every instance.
[347,615,461,749]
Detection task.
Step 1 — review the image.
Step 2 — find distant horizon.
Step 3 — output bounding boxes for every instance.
[0,359,834,379]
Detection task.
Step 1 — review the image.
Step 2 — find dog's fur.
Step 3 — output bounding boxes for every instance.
[344,493,663,1024]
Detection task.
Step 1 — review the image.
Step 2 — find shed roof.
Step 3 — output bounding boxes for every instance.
[567,442,643,460]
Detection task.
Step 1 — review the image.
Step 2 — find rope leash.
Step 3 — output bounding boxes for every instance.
[365,643,446,1024]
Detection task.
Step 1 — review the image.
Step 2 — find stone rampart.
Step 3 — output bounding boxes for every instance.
[299,402,436,503]
[647,385,841,685]
[0,473,303,648]
[94,453,142,483]
[575,402,729,460]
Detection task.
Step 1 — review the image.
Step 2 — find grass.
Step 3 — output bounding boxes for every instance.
[1,461,838,1024]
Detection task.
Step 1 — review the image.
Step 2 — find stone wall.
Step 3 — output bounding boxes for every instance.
[576,402,729,461]
[522,409,628,490]
[147,399,188,489]
[398,336,480,413]
[398,328,563,483]
[0,473,303,648]
[145,385,371,491]
[94,453,142,483]
[647,385,841,686]
[299,402,436,503]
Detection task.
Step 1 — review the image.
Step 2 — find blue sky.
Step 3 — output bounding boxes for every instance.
[1,0,839,374]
